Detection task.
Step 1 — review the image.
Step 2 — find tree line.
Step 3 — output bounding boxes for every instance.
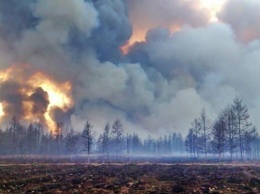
[0,118,184,159]
[185,98,260,160]
[1,97,260,161]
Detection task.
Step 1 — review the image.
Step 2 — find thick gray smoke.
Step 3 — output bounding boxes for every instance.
[0,80,26,119]
[126,0,209,31]
[218,0,260,42]
[0,0,260,136]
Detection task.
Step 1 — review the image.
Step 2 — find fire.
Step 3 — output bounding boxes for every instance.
[29,72,72,109]
[0,65,73,131]
[199,0,227,22]
[122,0,227,55]
[121,30,145,55]
[28,72,73,130]
[0,103,4,118]
[121,25,180,55]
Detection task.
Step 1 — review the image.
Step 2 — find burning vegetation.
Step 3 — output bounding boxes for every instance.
[0,0,259,161]
[0,64,72,131]
[1,0,260,193]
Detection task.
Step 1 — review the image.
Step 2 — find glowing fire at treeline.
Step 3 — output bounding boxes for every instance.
[0,64,73,131]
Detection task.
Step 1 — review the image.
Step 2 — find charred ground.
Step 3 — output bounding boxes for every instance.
[0,157,260,194]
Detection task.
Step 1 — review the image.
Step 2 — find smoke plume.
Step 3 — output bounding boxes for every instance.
[0,0,260,135]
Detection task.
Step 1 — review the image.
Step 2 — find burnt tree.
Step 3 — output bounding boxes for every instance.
[112,119,123,157]
[82,121,93,163]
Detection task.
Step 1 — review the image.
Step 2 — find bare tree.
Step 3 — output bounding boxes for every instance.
[82,121,93,163]
[27,124,34,155]
[222,106,238,160]
[17,124,26,157]
[126,133,131,162]
[10,116,19,154]
[185,129,196,158]
[199,109,211,157]
[66,129,79,161]
[211,115,226,160]
[250,127,259,160]
[54,122,64,154]
[112,119,123,158]
[97,123,111,162]
[244,127,257,159]
[102,122,111,159]
[191,118,201,158]
[232,98,252,160]
[26,123,42,155]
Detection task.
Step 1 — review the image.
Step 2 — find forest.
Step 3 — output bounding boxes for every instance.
[0,97,259,161]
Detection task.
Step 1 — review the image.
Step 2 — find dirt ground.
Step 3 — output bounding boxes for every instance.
[0,163,260,193]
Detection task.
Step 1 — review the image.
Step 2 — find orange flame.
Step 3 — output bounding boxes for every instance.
[28,72,72,109]
[0,64,73,131]
[0,103,4,118]
[121,29,146,55]
[121,25,181,55]
[122,0,227,55]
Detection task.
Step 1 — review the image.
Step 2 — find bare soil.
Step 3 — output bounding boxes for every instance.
[0,163,260,193]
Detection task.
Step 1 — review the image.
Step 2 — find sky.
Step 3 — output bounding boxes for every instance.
[0,0,259,136]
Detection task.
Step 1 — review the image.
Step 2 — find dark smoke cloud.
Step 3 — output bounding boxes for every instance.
[0,0,36,41]
[0,0,101,130]
[1,0,260,135]
[0,80,26,119]
[0,0,99,82]
[29,87,49,116]
[49,106,73,125]
[87,0,132,62]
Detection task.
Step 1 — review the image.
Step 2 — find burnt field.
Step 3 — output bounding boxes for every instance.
[0,161,260,193]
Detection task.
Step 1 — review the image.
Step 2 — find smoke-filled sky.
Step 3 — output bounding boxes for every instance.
[0,0,260,136]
